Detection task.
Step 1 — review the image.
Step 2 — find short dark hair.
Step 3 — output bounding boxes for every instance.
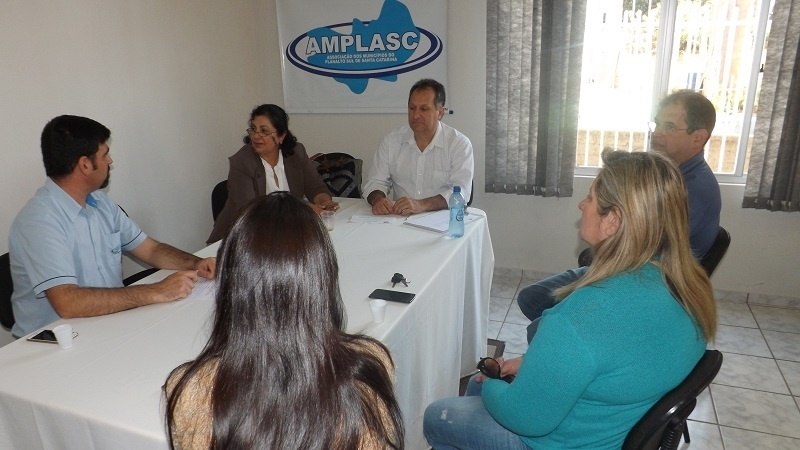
[409,78,446,108]
[242,104,297,156]
[658,90,717,137]
[41,115,110,178]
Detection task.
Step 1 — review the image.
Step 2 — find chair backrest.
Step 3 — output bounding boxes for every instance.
[310,152,363,199]
[577,247,594,267]
[0,253,15,330]
[212,180,228,221]
[699,227,731,277]
[622,350,723,450]
[577,227,731,272]
[123,268,160,286]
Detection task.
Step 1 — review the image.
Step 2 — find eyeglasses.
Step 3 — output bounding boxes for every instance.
[246,127,277,138]
[476,357,515,383]
[648,121,690,134]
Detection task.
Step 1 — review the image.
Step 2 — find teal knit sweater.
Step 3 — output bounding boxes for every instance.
[482,263,706,449]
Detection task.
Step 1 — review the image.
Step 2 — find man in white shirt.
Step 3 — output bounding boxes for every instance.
[362,79,474,215]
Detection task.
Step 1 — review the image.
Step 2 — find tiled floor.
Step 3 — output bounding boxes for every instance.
[490,267,800,449]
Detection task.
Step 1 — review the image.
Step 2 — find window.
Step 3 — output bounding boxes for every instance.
[575,0,773,182]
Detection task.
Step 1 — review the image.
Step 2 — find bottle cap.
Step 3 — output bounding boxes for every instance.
[453,186,461,193]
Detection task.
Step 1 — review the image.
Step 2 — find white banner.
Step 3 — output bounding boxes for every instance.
[276,0,447,113]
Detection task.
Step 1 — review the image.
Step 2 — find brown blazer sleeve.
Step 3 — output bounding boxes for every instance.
[207,146,265,244]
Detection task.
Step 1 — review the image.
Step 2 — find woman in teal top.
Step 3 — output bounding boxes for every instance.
[424,151,717,450]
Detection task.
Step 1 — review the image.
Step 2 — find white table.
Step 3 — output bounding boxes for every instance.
[0,198,494,450]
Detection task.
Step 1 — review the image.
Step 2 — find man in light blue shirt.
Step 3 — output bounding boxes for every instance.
[9,115,216,338]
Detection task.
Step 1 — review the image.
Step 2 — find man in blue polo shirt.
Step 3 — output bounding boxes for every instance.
[9,115,216,338]
[517,90,721,342]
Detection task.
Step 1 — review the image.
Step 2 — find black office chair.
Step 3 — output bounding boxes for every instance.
[577,247,593,267]
[310,152,363,199]
[122,268,159,286]
[699,227,730,277]
[622,350,723,450]
[1,253,15,330]
[577,227,731,274]
[211,180,228,221]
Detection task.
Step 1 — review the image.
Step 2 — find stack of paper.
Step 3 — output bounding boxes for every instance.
[403,210,482,233]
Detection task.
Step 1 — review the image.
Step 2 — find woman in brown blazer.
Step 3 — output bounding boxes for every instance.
[207,104,338,243]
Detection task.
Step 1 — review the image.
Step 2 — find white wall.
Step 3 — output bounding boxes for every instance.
[1,0,273,256]
[0,1,274,341]
[482,178,800,299]
[1,0,798,346]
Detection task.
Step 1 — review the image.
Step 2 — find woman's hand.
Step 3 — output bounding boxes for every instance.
[309,203,324,214]
[476,356,523,383]
[319,199,339,211]
[194,257,216,279]
[313,193,339,212]
[500,356,523,378]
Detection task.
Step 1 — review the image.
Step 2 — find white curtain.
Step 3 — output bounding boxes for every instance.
[743,0,800,212]
[485,0,587,197]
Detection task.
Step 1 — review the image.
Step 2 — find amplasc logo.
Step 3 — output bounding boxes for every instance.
[285,0,443,94]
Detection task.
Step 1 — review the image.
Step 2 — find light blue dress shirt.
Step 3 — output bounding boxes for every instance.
[9,179,146,337]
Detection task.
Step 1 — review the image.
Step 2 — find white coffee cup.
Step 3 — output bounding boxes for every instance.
[321,210,336,231]
[53,324,74,349]
[369,299,387,323]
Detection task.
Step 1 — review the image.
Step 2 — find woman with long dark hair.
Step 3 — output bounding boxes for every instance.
[207,104,338,243]
[167,192,403,449]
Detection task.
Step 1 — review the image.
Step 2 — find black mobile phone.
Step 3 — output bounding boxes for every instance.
[369,289,416,304]
[27,330,58,344]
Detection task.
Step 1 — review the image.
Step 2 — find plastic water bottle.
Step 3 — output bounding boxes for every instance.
[448,186,466,238]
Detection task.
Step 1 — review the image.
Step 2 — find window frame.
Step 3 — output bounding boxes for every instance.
[574,0,773,185]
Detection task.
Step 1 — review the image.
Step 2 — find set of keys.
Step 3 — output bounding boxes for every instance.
[391,273,409,288]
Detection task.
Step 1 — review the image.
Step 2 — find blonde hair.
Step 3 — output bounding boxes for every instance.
[556,151,716,341]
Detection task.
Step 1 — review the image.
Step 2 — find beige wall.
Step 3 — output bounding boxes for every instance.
[1,0,798,347]
[0,0,274,343]
[483,177,800,299]
[1,0,274,255]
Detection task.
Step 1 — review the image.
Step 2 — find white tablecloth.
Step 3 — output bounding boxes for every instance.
[0,198,494,450]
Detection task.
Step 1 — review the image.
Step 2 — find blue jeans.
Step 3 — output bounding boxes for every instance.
[517,266,588,343]
[423,376,531,450]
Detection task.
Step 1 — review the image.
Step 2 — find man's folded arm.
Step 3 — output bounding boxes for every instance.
[128,237,215,279]
[46,270,199,318]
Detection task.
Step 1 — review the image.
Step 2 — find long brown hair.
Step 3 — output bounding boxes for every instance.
[557,151,716,341]
[166,192,404,449]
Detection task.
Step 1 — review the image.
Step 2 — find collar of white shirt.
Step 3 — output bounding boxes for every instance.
[406,122,444,153]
